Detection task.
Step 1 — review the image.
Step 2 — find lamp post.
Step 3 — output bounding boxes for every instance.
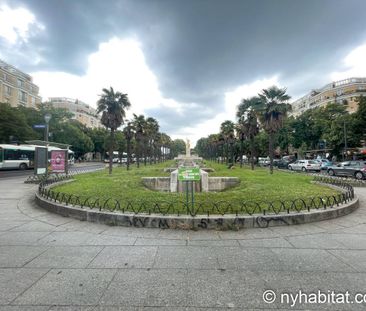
[44,113,52,178]
[44,113,52,142]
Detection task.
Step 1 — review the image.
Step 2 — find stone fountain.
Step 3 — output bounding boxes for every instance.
[142,139,240,192]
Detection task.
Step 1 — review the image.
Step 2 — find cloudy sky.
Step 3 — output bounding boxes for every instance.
[1,0,366,145]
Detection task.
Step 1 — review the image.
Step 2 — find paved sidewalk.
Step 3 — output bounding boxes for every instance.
[1,176,366,310]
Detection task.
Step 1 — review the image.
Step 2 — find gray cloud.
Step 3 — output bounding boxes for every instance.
[4,0,366,137]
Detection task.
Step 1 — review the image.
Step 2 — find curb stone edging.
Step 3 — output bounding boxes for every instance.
[34,192,359,230]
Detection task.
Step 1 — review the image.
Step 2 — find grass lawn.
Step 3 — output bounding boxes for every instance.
[52,160,340,215]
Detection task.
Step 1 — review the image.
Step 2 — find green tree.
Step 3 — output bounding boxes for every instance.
[132,114,146,168]
[220,120,235,165]
[350,96,366,147]
[256,86,291,174]
[170,139,186,158]
[239,108,259,170]
[0,103,35,143]
[97,87,131,174]
[53,123,94,158]
[145,117,159,164]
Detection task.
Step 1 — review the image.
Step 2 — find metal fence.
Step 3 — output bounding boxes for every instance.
[37,176,355,217]
[25,166,105,184]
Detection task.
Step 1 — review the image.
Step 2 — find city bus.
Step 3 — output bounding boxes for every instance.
[0,144,74,170]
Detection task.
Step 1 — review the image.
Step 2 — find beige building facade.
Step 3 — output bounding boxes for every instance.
[291,77,366,117]
[0,59,42,108]
[48,97,101,129]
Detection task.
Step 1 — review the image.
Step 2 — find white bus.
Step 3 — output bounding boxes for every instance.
[0,144,74,170]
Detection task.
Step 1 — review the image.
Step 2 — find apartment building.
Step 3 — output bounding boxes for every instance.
[48,97,101,129]
[0,59,42,108]
[291,77,366,117]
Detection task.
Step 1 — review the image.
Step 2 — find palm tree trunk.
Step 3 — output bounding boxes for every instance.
[269,132,274,175]
[109,129,114,175]
[126,138,130,171]
[250,139,255,170]
[136,139,140,168]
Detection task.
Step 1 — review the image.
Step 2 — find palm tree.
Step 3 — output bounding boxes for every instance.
[97,87,131,174]
[145,117,160,164]
[257,86,291,174]
[237,97,262,169]
[241,108,259,170]
[220,120,235,165]
[160,133,171,161]
[132,114,146,168]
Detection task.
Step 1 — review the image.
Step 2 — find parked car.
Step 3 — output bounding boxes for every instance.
[327,161,366,180]
[288,160,321,172]
[275,159,291,169]
[315,159,333,170]
[276,155,297,169]
[104,158,119,163]
[258,157,270,166]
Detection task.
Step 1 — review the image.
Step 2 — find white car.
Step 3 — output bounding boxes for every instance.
[288,160,321,172]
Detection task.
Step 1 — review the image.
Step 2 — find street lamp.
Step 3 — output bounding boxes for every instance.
[44,113,52,142]
[44,113,52,178]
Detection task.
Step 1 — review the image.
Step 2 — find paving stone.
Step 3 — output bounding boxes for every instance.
[0,246,48,267]
[83,235,136,246]
[135,238,186,246]
[88,246,157,268]
[216,247,283,271]
[271,248,355,272]
[285,234,346,249]
[100,227,160,239]
[0,222,29,232]
[187,231,221,240]
[14,269,116,305]
[0,231,50,246]
[153,246,218,269]
[9,221,56,232]
[0,268,49,304]
[338,224,366,234]
[48,307,96,311]
[54,221,107,234]
[0,306,49,311]
[37,232,96,246]
[238,237,292,248]
[100,269,187,306]
[219,228,280,240]
[25,246,103,268]
[329,249,366,272]
[156,229,190,240]
[187,239,239,246]
[330,233,366,249]
[186,269,265,308]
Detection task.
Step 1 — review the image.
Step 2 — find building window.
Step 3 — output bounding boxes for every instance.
[18,90,27,102]
[31,96,36,106]
[17,79,25,88]
[4,85,11,96]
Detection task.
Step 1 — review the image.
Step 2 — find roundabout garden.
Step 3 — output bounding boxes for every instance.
[37,161,354,216]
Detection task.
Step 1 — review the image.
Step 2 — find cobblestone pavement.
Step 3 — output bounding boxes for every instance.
[1,175,366,310]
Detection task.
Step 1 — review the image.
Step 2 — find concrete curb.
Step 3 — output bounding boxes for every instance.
[35,192,359,230]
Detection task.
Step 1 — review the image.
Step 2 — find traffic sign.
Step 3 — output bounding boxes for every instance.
[33,124,46,129]
[178,167,201,181]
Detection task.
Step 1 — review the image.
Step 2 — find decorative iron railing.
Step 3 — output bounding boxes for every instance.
[37,176,355,217]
